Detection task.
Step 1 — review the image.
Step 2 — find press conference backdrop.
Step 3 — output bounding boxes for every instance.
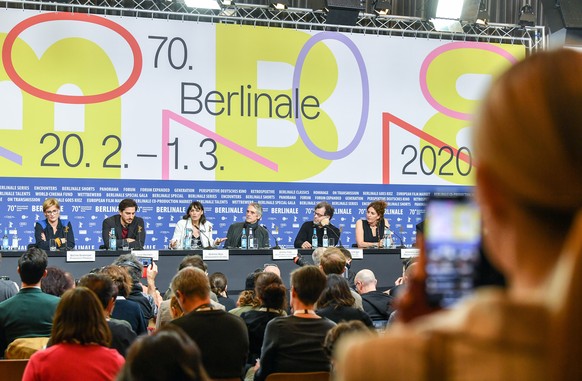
[0,9,525,249]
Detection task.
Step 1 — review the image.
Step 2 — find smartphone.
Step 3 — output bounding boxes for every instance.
[137,257,153,278]
[424,195,481,308]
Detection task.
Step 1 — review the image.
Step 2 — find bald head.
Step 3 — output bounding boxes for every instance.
[355,269,377,294]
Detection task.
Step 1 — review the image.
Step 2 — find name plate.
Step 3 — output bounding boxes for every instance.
[401,248,420,259]
[272,249,298,260]
[203,249,229,260]
[136,250,159,260]
[67,250,96,262]
[348,249,363,259]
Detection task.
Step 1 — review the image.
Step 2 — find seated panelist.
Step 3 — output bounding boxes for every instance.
[355,200,391,248]
[224,202,269,249]
[102,198,145,250]
[34,198,75,250]
[169,201,225,249]
[294,201,341,249]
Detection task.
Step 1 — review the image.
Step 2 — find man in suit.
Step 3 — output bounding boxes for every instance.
[0,247,60,356]
[102,198,146,250]
[224,202,269,249]
[170,267,249,379]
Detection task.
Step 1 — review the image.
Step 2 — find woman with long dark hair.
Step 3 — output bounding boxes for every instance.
[170,201,225,249]
[316,274,373,327]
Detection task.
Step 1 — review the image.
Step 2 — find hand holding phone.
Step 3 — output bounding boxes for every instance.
[138,257,153,278]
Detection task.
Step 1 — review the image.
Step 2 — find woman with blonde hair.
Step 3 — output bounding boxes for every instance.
[22,287,124,380]
[335,49,582,381]
[34,198,75,250]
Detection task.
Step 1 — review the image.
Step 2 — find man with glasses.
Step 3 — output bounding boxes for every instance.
[294,201,341,249]
[33,198,75,250]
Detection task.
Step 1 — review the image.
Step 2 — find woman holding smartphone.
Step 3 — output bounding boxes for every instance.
[335,49,582,381]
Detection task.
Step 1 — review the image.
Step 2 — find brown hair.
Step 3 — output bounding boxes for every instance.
[320,248,347,275]
[51,287,111,346]
[119,325,210,381]
[99,265,132,297]
[171,267,210,300]
[255,272,287,310]
[367,200,387,219]
[290,265,327,306]
[317,274,355,309]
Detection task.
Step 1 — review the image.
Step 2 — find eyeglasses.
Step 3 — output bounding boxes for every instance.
[314,211,325,218]
[44,209,59,215]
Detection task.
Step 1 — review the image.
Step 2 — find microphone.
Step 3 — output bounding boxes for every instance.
[196,225,214,249]
[260,224,280,249]
[322,222,343,248]
[389,226,406,249]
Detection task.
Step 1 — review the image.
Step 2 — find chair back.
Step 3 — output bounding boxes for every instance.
[265,372,330,381]
[0,359,29,381]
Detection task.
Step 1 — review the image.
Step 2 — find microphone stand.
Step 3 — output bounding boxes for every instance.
[260,224,281,249]
[390,226,406,249]
[195,225,215,250]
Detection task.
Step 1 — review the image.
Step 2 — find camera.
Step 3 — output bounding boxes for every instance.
[293,253,308,267]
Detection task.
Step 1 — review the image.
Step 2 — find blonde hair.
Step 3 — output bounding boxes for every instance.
[42,198,60,212]
[475,49,582,381]
[474,49,582,224]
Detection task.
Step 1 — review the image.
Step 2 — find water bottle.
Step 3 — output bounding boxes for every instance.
[385,228,394,248]
[241,228,248,249]
[109,229,117,250]
[1,228,8,251]
[322,228,329,247]
[311,228,318,249]
[11,230,18,250]
[248,228,255,249]
[183,228,192,250]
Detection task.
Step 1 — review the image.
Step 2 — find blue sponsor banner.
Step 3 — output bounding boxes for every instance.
[0,177,471,250]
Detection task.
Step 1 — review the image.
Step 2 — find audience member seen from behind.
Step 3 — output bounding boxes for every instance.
[323,321,374,370]
[316,274,373,328]
[170,267,249,379]
[320,248,363,310]
[34,198,75,250]
[22,287,124,381]
[336,49,582,381]
[355,200,391,248]
[102,198,145,250]
[0,248,59,356]
[294,202,341,249]
[112,253,160,321]
[241,272,287,367]
[169,201,225,249]
[224,202,269,249]
[231,270,262,316]
[209,272,236,311]
[354,269,393,330]
[117,325,210,381]
[254,265,336,381]
[0,253,18,302]
[79,273,137,357]
[41,266,75,297]
[100,265,148,336]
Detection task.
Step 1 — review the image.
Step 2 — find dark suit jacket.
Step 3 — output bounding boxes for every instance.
[102,215,146,249]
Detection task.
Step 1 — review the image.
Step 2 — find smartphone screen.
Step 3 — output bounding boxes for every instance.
[424,195,481,308]
[137,257,152,278]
